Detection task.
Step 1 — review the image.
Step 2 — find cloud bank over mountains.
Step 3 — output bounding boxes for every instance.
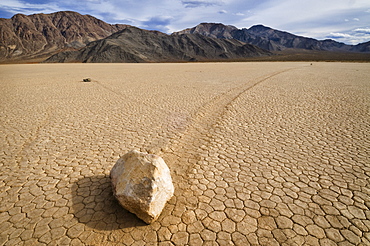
[0,0,369,44]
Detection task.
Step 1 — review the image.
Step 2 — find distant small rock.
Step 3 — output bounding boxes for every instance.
[83,78,91,82]
[110,150,174,224]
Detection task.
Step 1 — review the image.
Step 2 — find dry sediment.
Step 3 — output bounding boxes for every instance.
[0,62,369,245]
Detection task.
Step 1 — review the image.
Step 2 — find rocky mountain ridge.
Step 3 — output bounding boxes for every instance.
[175,23,369,52]
[0,11,128,61]
[44,26,271,63]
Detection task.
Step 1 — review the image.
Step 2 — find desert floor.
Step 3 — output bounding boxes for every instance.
[0,62,369,245]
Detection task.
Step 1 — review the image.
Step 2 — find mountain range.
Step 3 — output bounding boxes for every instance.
[0,11,369,63]
[44,26,270,63]
[175,23,370,53]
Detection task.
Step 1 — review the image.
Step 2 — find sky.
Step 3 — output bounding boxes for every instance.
[0,0,370,45]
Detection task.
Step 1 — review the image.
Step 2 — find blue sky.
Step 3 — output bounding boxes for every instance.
[1,0,370,44]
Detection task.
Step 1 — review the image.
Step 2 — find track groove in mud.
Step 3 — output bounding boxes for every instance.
[162,67,301,176]
[15,106,52,168]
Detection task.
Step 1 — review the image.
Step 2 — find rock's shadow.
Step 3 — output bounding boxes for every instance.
[71,175,146,230]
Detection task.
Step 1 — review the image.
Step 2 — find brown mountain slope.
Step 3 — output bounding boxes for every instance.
[0,11,128,62]
[44,26,271,63]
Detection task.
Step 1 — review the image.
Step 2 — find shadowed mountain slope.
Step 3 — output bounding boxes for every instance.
[351,41,370,52]
[175,23,369,52]
[44,26,271,63]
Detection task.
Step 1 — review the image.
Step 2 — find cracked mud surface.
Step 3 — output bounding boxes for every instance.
[0,62,369,245]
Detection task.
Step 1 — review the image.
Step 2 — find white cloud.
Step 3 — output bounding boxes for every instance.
[355,28,370,33]
[326,27,370,44]
[0,0,60,15]
[181,0,223,8]
[329,32,352,38]
[141,15,174,32]
[333,34,370,45]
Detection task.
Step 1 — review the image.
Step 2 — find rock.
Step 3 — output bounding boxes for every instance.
[110,150,174,224]
[83,78,91,82]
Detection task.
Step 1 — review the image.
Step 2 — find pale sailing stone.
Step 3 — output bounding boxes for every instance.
[110,150,174,224]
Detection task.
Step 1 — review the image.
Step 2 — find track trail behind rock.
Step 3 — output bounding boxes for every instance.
[161,67,303,179]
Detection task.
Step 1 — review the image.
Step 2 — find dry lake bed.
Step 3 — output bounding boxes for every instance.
[0,62,369,245]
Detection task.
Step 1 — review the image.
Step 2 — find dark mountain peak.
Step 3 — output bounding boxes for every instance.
[198,22,237,29]
[174,22,237,39]
[321,39,346,45]
[249,24,271,31]
[247,25,296,38]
